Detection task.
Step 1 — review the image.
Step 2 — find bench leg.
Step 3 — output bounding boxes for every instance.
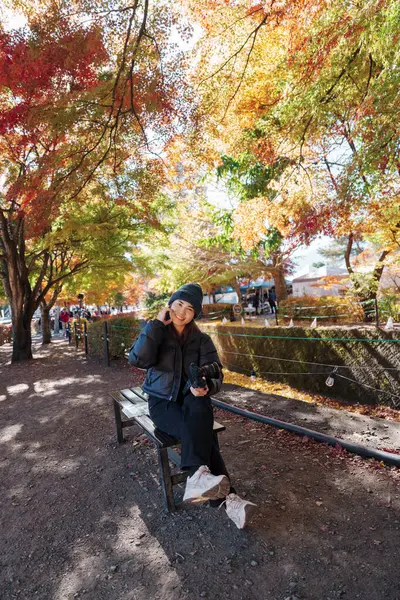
[113,399,124,444]
[157,447,175,513]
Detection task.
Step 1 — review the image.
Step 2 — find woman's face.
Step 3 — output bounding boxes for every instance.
[170,299,195,327]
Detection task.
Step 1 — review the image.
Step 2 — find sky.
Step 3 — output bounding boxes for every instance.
[1,6,26,29]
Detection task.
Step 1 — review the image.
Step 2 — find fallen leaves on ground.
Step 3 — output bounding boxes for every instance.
[213,408,400,481]
[223,369,400,422]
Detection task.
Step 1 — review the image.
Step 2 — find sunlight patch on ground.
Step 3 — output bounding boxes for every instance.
[28,441,42,449]
[6,383,29,395]
[54,554,103,600]
[33,377,81,393]
[53,505,183,600]
[0,394,6,402]
[0,423,23,443]
[111,507,183,592]
[338,466,400,500]
[32,375,103,395]
[67,394,95,406]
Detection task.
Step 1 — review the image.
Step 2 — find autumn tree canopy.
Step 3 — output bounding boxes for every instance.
[0,1,190,361]
[2,0,400,362]
[184,0,400,299]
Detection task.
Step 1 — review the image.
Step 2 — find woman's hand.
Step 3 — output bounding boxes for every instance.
[190,377,209,396]
[156,306,172,325]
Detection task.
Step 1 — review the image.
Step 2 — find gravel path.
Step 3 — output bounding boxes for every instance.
[218,385,400,452]
[1,337,399,600]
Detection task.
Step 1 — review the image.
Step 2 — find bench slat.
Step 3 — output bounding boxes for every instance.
[120,388,145,404]
[119,399,149,419]
[131,387,149,401]
[135,414,177,447]
[109,390,128,404]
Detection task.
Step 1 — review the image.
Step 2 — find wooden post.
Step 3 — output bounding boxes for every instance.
[74,323,78,349]
[83,321,88,355]
[275,306,279,326]
[104,321,110,367]
[375,298,379,327]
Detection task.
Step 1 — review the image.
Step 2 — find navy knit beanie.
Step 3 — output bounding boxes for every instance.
[169,283,203,318]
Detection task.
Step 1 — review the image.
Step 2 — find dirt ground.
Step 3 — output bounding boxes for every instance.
[1,336,399,600]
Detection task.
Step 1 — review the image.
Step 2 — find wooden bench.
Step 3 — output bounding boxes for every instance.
[110,387,226,512]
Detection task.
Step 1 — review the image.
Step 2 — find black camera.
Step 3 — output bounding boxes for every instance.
[187,361,221,389]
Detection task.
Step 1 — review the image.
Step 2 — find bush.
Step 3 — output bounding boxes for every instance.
[0,323,12,346]
[278,295,364,324]
[378,295,400,321]
[200,303,233,321]
[87,313,141,360]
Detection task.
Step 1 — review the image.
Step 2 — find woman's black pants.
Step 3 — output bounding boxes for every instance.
[148,392,230,479]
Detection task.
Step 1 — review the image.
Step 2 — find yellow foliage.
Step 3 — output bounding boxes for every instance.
[232,199,270,250]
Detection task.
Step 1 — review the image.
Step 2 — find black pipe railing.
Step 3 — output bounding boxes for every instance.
[211,398,400,468]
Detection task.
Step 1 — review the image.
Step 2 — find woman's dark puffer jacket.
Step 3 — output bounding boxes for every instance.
[128,320,223,401]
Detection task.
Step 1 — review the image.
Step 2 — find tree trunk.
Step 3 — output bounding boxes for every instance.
[233,282,242,304]
[1,209,85,362]
[41,305,52,344]
[272,266,288,302]
[344,233,390,321]
[40,286,62,344]
[7,264,36,362]
[12,312,33,362]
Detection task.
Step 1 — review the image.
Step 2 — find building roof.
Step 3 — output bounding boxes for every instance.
[292,266,348,283]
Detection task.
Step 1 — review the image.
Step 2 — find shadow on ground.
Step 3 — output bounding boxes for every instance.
[0,339,399,600]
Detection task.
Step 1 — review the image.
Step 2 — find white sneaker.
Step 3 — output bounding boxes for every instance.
[225,493,257,529]
[183,466,230,503]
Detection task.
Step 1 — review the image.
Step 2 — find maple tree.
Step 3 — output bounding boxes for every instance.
[0,2,187,361]
[38,167,172,342]
[185,0,400,305]
[215,153,331,300]
[150,197,279,302]
[61,263,146,312]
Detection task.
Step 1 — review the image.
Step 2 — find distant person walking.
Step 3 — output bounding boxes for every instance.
[268,288,277,314]
[60,308,70,337]
[254,290,260,315]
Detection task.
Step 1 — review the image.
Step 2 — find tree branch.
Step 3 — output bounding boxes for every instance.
[344,232,354,275]
[198,13,269,87]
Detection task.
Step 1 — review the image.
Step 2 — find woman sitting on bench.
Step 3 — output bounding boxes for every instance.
[129,283,256,529]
